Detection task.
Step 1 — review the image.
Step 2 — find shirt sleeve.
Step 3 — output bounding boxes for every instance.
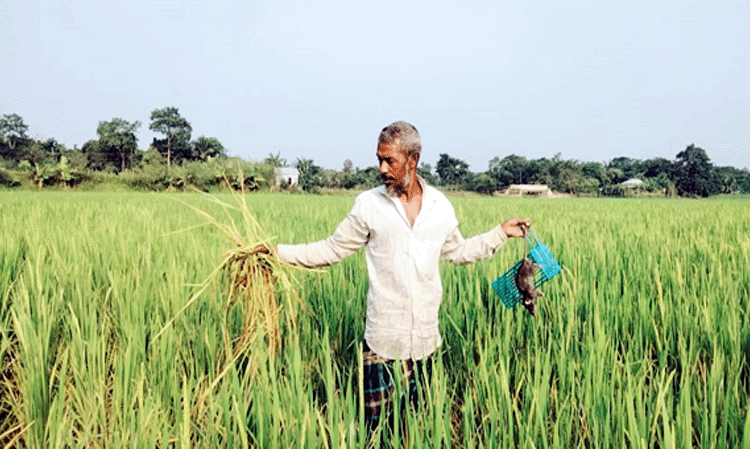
[276,196,370,268]
[440,225,509,265]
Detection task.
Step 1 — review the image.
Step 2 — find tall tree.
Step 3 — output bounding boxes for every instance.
[580,162,606,184]
[675,144,717,197]
[192,136,225,161]
[488,154,528,187]
[436,153,471,188]
[149,107,192,172]
[82,139,106,171]
[0,113,29,150]
[642,157,674,179]
[607,157,640,180]
[295,157,323,192]
[97,118,141,172]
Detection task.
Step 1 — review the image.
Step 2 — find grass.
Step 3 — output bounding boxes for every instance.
[0,191,749,447]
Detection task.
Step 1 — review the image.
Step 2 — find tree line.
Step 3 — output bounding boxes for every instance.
[429,147,750,197]
[269,146,750,197]
[1,110,748,196]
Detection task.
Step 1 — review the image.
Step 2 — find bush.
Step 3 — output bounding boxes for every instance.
[0,167,21,187]
[180,160,221,191]
[601,184,629,197]
[119,166,168,191]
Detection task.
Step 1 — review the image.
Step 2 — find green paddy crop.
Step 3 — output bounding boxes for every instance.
[1,191,749,448]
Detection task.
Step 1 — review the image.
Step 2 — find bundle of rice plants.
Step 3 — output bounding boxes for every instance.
[156,182,314,366]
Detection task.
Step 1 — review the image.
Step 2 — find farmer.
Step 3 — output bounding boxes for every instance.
[258,121,529,430]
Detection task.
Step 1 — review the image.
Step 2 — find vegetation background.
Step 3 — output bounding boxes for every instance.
[2,111,749,196]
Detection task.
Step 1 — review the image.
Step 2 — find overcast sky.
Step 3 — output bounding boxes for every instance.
[2,0,749,171]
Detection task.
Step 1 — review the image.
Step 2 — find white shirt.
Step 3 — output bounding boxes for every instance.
[277,180,508,360]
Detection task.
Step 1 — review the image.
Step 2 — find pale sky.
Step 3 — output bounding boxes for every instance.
[2,0,749,171]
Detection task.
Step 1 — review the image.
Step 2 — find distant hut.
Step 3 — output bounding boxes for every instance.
[502,184,552,197]
[620,178,644,189]
[274,167,299,186]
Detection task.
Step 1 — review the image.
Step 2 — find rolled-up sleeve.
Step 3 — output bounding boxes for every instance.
[440,225,508,265]
[277,196,370,268]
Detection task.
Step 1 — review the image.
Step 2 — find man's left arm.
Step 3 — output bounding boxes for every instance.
[440,218,530,265]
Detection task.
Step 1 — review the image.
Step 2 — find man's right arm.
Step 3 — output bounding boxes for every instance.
[275,197,370,268]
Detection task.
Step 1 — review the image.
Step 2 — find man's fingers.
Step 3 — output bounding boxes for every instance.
[251,244,270,254]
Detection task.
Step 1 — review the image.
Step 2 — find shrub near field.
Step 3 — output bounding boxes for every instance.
[1,192,749,448]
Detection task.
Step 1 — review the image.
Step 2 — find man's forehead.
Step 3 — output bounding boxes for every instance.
[377,140,402,156]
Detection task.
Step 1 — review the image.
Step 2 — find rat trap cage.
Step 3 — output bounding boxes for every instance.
[492,227,562,309]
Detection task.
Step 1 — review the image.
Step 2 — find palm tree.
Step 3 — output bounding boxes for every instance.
[264,152,287,168]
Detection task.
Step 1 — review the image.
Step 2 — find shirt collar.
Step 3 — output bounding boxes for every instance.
[377,176,438,221]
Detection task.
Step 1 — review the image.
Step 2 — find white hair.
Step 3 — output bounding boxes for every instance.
[378,121,421,159]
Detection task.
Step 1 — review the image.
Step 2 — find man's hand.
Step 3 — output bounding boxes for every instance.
[250,244,274,254]
[501,217,531,238]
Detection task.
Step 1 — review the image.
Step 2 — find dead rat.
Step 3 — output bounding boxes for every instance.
[515,225,544,316]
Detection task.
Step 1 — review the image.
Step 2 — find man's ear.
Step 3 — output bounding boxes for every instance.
[408,152,420,171]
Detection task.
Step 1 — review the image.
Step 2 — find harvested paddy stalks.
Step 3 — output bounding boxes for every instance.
[224,248,282,359]
[157,185,313,364]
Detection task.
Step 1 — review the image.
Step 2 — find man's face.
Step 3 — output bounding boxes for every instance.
[377,141,410,195]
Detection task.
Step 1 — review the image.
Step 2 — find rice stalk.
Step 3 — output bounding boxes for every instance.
[162,180,319,380]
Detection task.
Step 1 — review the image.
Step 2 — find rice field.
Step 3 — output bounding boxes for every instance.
[1,191,749,448]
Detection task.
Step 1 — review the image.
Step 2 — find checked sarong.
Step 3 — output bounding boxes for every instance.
[362,341,433,430]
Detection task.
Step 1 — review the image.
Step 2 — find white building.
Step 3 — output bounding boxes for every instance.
[620,178,644,188]
[275,167,299,186]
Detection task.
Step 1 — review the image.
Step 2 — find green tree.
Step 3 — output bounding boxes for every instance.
[604,167,625,185]
[736,169,750,193]
[642,157,674,179]
[525,158,553,185]
[29,162,54,190]
[675,144,717,197]
[580,162,605,183]
[321,169,341,188]
[192,136,225,161]
[436,153,471,189]
[607,157,640,180]
[65,145,88,171]
[488,154,528,187]
[470,172,498,195]
[97,118,142,172]
[0,113,29,151]
[712,165,747,194]
[149,107,192,172]
[82,139,106,171]
[295,157,323,192]
[417,162,439,185]
[547,154,579,193]
[28,138,66,166]
[360,166,381,188]
[263,152,286,168]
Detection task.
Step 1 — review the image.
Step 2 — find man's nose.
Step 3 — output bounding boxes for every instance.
[379,160,388,174]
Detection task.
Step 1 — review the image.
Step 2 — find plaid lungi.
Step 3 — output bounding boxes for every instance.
[362,341,433,429]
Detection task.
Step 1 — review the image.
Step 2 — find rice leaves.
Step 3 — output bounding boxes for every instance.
[1,192,749,447]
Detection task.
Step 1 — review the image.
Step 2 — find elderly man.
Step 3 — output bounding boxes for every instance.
[263,121,529,429]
